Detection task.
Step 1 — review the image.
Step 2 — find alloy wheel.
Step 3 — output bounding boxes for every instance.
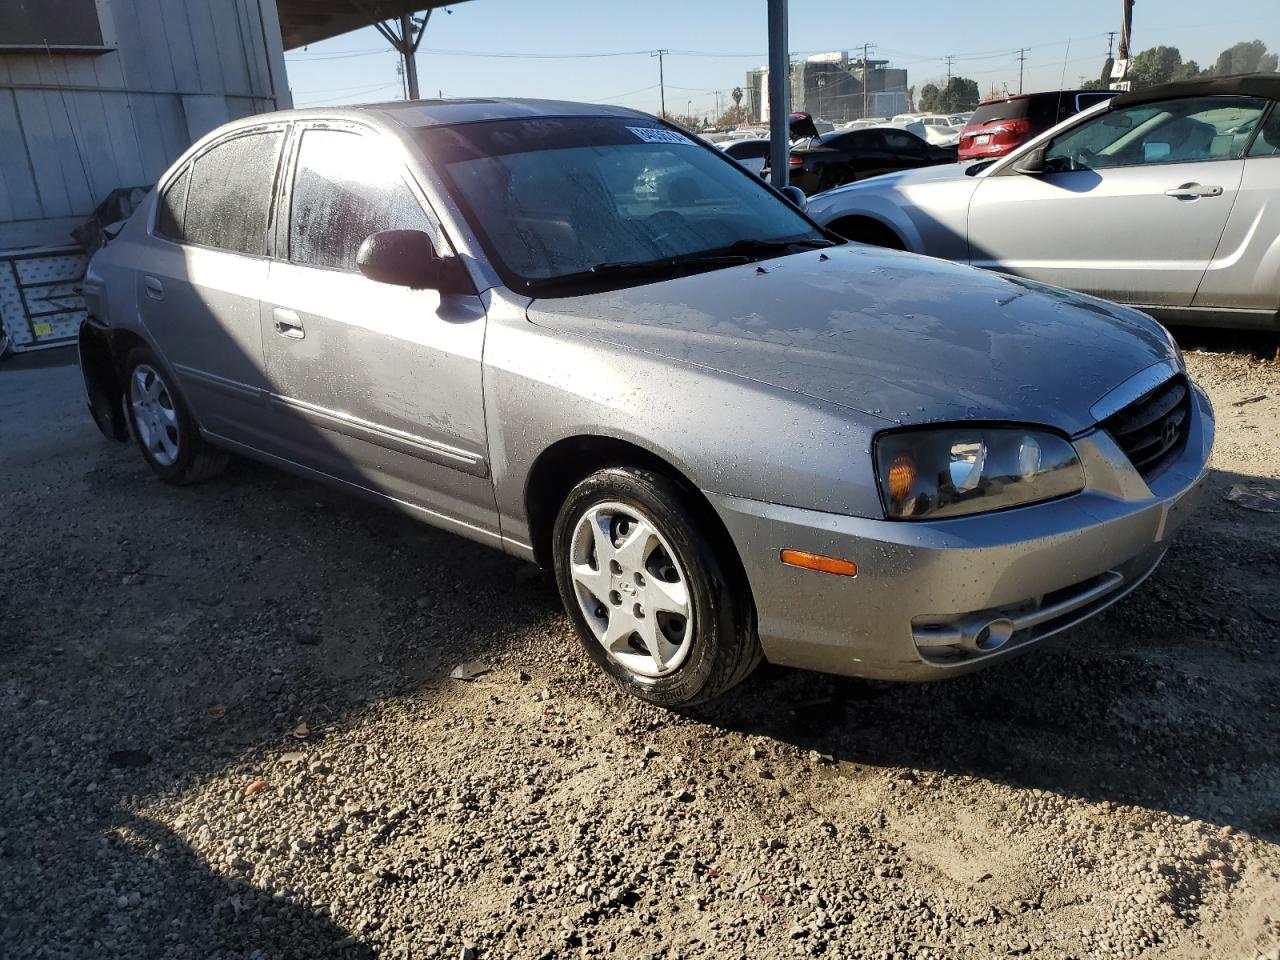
[129,364,181,467]
[568,502,694,678]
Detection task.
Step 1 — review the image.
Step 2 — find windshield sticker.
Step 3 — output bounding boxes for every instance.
[627,126,694,146]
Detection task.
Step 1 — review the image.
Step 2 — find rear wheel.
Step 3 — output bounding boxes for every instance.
[817,166,849,192]
[552,467,760,707]
[122,346,227,485]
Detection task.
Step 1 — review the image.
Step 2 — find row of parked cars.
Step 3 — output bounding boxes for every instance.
[78,75,1269,706]
[715,91,1115,195]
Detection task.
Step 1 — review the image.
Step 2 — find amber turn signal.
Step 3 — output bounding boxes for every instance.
[887,452,916,503]
[780,549,858,577]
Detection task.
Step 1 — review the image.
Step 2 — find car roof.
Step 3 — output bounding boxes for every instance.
[976,89,1100,106]
[214,97,654,136]
[1110,72,1280,109]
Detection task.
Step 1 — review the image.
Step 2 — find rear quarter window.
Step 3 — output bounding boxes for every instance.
[155,166,190,241]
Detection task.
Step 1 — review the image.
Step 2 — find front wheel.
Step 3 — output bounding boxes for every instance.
[552,468,760,707]
[122,346,227,484]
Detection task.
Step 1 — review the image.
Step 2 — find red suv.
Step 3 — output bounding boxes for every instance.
[957,90,1117,160]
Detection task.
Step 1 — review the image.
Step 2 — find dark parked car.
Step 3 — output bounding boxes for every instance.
[777,127,957,195]
[720,138,770,175]
[957,89,1117,160]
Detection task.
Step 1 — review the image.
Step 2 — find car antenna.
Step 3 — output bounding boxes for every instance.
[1056,39,1072,122]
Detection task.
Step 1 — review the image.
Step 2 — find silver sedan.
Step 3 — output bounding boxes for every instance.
[807,74,1280,331]
[79,98,1212,706]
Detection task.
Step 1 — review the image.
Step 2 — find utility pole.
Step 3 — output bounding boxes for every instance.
[652,49,668,118]
[766,0,789,188]
[1119,0,1134,60]
[862,42,872,119]
[1106,31,1117,59]
[1017,48,1026,94]
[945,54,955,86]
[374,11,429,101]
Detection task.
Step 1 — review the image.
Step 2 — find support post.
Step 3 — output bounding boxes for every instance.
[766,0,789,189]
[400,12,419,100]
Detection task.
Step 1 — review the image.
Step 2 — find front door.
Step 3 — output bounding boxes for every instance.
[259,124,496,539]
[966,94,1270,306]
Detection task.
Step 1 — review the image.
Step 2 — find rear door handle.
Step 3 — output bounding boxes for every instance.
[272,307,305,339]
[1164,182,1223,199]
[143,276,164,300]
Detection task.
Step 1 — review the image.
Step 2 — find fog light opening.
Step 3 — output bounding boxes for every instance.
[974,618,1015,652]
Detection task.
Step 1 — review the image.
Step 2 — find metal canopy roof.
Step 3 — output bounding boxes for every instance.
[277,0,471,50]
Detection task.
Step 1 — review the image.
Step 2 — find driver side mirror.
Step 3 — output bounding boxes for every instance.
[1012,144,1047,175]
[780,185,808,210]
[356,229,441,289]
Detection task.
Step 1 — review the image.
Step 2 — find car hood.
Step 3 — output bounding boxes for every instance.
[525,244,1177,435]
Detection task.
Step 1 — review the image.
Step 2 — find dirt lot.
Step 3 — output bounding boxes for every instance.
[1,345,1278,960]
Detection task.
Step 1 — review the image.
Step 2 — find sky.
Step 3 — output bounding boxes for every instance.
[283,0,1279,118]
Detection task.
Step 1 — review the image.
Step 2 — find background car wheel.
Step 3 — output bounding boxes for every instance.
[552,467,760,707]
[817,166,848,192]
[828,216,906,250]
[122,346,227,485]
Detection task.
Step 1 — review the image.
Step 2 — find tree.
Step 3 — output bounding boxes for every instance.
[1210,40,1277,76]
[1128,45,1193,89]
[938,76,980,112]
[731,86,743,108]
[906,84,916,111]
[918,82,941,113]
[717,104,749,128]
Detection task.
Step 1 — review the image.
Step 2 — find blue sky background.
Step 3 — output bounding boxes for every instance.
[284,1,1279,116]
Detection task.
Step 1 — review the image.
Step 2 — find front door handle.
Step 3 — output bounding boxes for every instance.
[143,276,165,300]
[1164,182,1223,200]
[272,307,305,339]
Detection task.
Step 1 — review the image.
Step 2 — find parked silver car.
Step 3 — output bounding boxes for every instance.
[79,99,1213,706]
[808,74,1280,331]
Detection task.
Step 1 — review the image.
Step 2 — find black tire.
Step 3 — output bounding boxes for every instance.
[829,217,906,250]
[121,345,227,485]
[552,467,760,707]
[817,166,849,192]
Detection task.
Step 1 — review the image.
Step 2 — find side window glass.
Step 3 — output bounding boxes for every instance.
[155,166,190,241]
[883,131,921,154]
[1247,106,1280,158]
[1045,96,1268,172]
[184,131,283,255]
[288,128,433,272]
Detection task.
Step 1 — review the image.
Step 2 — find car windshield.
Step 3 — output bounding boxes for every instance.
[416,116,825,293]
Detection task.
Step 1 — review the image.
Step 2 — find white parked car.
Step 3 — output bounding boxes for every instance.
[806,75,1280,330]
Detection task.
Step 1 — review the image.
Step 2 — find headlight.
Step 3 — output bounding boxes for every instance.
[875,426,1085,520]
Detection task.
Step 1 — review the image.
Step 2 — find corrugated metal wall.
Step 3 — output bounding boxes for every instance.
[0,0,291,249]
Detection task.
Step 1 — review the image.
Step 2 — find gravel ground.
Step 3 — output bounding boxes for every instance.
[1,345,1278,960]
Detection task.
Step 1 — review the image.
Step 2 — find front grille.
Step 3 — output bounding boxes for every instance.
[1103,374,1190,480]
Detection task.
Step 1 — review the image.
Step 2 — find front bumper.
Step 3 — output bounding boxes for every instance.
[709,384,1214,681]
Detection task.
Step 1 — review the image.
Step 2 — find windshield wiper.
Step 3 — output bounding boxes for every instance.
[523,253,753,291]
[726,237,836,256]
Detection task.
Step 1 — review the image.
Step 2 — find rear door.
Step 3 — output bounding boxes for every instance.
[140,125,286,444]
[258,122,496,537]
[965,94,1270,305]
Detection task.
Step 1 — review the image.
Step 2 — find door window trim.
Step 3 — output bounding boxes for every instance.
[1041,94,1271,173]
[276,119,453,275]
